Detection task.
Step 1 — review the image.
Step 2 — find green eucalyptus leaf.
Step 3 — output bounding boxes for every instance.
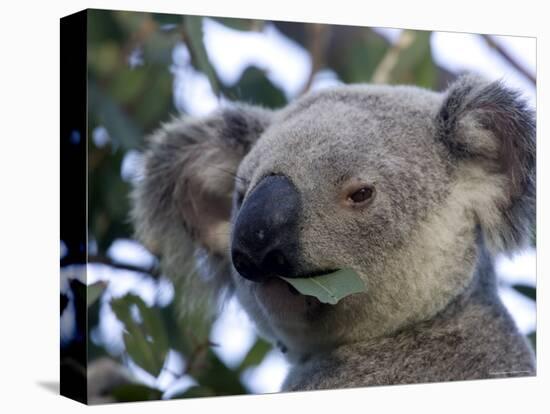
[194,349,248,395]
[123,332,160,377]
[280,268,365,305]
[184,16,221,95]
[212,17,258,31]
[237,338,271,373]
[88,80,143,151]
[110,294,169,377]
[111,383,163,402]
[226,66,287,108]
[170,385,216,399]
[87,281,108,307]
[151,12,182,28]
[512,284,536,301]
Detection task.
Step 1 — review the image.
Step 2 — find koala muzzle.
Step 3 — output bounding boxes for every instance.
[231,175,301,282]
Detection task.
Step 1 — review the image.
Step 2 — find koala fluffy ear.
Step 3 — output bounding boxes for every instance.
[131,104,272,313]
[436,74,536,253]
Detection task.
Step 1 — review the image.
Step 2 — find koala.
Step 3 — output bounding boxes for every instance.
[132,74,535,391]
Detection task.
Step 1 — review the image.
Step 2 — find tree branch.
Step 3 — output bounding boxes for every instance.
[371,30,416,84]
[88,255,162,279]
[481,34,536,86]
[301,24,331,94]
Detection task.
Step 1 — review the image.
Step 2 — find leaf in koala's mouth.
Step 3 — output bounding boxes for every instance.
[279,268,365,305]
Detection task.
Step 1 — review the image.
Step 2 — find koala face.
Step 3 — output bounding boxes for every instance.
[133,75,535,358]
[229,86,474,354]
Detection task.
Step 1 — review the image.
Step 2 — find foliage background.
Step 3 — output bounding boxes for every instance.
[59,8,536,404]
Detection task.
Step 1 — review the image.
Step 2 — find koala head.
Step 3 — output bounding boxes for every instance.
[132,75,535,358]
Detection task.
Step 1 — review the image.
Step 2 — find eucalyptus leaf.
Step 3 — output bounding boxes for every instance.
[110,294,169,377]
[226,66,287,108]
[512,284,536,301]
[184,16,221,95]
[170,385,216,399]
[237,338,271,373]
[193,349,248,395]
[280,268,365,305]
[87,281,107,307]
[111,383,163,402]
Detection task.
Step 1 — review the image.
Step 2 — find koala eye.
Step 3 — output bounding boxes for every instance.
[347,185,375,205]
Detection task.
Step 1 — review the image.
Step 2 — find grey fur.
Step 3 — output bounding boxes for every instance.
[131,74,535,390]
[131,104,273,317]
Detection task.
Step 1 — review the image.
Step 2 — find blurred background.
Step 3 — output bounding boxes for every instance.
[60,8,536,403]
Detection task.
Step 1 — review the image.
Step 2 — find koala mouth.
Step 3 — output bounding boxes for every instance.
[286,281,300,296]
[285,269,340,279]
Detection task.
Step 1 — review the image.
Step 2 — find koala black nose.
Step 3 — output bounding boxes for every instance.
[231,175,300,282]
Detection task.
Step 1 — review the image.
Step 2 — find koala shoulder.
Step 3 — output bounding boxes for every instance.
[285,299,535,391]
